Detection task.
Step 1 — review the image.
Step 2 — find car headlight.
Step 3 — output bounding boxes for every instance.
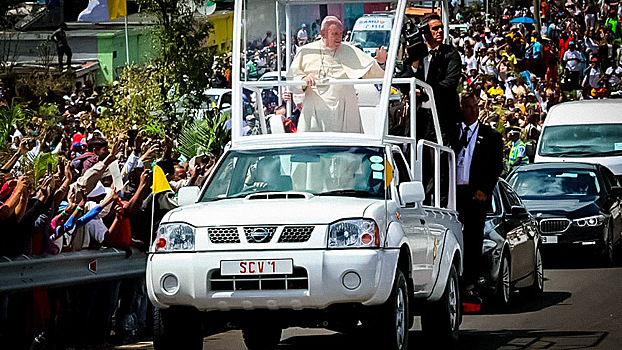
[328,219,379,248]
[154,223,195,251]
[572,215,605,228]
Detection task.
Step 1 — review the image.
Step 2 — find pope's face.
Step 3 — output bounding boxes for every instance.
[322,24,343,50]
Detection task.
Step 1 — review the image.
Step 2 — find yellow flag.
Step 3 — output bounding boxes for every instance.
[384,159,393,188]
[108,0,127,20]
[152,165,172,194]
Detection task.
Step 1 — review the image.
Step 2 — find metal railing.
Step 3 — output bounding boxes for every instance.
[0,248,146,293]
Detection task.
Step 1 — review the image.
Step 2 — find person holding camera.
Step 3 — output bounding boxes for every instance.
[401,13,462,144]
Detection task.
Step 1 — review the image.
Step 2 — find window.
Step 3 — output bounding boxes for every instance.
[201,146,387,201]
[488,186,501,215]
[508,169,601,198]
[539,123,622,157]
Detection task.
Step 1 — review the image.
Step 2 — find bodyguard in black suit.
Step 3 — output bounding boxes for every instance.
[453,92,504,302]
[402,13,462,145]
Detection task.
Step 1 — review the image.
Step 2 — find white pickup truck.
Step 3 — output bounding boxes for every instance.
[146,0,462,349]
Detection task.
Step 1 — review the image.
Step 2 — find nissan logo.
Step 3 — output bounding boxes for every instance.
[251,228,270,243]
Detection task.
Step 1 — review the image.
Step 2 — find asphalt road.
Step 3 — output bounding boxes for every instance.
[112,254,622,350]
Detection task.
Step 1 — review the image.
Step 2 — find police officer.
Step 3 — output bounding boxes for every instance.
[508,128,530,168]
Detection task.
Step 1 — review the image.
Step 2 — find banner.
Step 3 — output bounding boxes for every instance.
[77,0,126,22]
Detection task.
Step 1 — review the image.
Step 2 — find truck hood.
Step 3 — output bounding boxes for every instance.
[162,195,381,226]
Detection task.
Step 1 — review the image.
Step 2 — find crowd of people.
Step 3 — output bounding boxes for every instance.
[0,82,217,349]
[450,0,622,169]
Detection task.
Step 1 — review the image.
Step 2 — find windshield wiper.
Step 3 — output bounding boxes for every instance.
[543,150,599,157]
[315,189,380,198]
[576,150,622,157]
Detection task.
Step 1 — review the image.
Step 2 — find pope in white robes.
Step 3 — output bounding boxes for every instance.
[288,16,386,133]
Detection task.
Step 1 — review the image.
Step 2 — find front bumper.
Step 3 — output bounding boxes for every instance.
[147,249,399,312]
[540,226,605,247]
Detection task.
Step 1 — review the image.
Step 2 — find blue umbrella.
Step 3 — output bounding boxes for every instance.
[510,16,536,24]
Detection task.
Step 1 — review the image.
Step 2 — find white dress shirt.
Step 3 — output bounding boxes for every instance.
[456,122,479,185]
[421,47,439,109]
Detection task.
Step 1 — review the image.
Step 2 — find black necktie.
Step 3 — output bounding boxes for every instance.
[458,125,469,150]
[430,49,441,60]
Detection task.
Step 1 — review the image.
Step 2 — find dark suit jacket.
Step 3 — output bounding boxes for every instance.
[459,122,504,200]
[413,43,463,137]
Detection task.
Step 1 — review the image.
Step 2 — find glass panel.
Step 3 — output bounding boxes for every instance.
[539,124,622,157]
[201,146,386,201]
[237,0,400,138]
[508,169,601,198]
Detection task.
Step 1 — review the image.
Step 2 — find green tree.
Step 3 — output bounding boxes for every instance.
[97,64,168,137]
[135,0,215,134]
[0,98,30,148]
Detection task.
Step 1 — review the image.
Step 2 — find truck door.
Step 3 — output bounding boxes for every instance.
[392,149,434,294]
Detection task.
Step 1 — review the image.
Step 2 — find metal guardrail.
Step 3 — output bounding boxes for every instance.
[0,248,147,293]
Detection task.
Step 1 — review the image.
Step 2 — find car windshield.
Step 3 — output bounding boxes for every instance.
[351,30,391,49]
[201,146,386,201]
[539,124,622,157]
[507,169,601,198]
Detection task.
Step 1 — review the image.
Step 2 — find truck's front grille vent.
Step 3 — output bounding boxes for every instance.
[244,227,277,243]
[279,226,314,243]
[246,193,309,200]
[209,267,309,291]
[208,227,240,243]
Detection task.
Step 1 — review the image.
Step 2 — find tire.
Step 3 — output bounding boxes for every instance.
[421,264,460,343]
[153,307,203,350]
[242,325,282,350]
[603,223,616,265]
[494,254,511,309]
[524,245,544,296]
[368,269,410,350]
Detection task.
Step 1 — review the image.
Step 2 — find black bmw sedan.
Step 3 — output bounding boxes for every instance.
[506,162,622,264]
[479,179,543,308]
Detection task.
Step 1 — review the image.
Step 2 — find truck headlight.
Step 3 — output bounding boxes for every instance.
[572,215,605,227]
[328,219,379,248]
[154,223,195,251]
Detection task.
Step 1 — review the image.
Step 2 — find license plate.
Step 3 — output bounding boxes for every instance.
[220,259,293,276]
[542,236,558,244]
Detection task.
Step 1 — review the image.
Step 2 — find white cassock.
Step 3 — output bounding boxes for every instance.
[288,40,384,133]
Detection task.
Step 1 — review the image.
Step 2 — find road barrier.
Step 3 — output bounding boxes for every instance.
[0,248,147,293]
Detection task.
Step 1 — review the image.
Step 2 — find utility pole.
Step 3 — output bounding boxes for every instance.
[534,0,541,34]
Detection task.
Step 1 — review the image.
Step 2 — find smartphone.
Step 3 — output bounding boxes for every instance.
[47,163,53,174]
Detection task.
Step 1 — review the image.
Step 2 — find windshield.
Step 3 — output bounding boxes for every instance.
[508,169,601,198]
[201,146,386,201]
[539,124,622,157]
[351,30,392,50]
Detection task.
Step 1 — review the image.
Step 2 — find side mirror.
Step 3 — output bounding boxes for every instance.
[178,186,200,207]
[399,181,425,204]
[610,186,622,198]
[510,205,529,218]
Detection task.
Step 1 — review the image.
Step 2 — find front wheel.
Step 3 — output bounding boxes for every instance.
[153,307,203,350]
[369,269,410,350]
[494,254,511,309]
[524,245,544,296]
[603,223,616,265]
[242,325,282,350]
[421,264,460,343]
